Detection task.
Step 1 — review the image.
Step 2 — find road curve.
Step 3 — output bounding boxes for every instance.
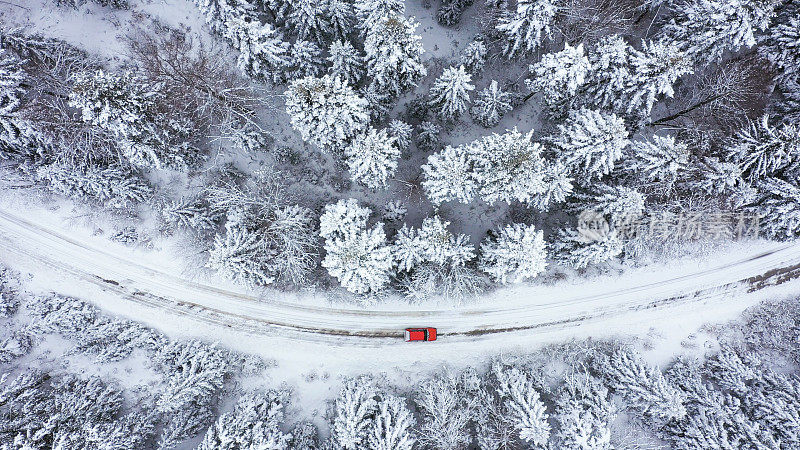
[1,208,800,345]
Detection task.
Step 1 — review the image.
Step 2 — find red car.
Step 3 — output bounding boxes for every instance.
[405,327,437,342]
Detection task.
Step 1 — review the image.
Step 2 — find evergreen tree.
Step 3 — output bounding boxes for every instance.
[328,40,364,85]
[416,121,441,151]
[627,135,690,189]
[553,228,623,269]
[35,163,152,209]
[727,115,800,182]
[330,377,378,450]
[592,184,646,225]
[662,0,781,64]
[597,349,687,426]
[526,43,590,110]
[549,108,630,182]
[554,372,616,450]
[492,364,551,446]
[327,0,356,40]
[206,215,277,286]
[496,0,559,56]
[367,395,416,450]
[751,177,800,239]
[460,39,487,73]
[429,65,474,121]
[224,18,290,84]
[415,370,481,450]
[288,39,326,78]
[356,0,405,36]
[319,199,393,294]
[285,74,370,152]
[531,161,574,211]
[288,0,331,44]
[388,119,413,151]
[422,144,478,205]
[345,127,401,189]
[364,15,427,98]
[759,13,800,84]
[471,80,513,128]
[197,391,291,449]
[479,223,547,284]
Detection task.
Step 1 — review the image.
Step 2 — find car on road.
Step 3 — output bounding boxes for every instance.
[405,327,437,341]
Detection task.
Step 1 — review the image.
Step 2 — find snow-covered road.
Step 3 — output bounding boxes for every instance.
[2,206,800,353]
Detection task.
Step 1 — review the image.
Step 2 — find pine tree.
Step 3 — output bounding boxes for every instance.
[662,0,781,64]
[479,223,547,284]
[598,349,687,426]
[285,74,370,152]
[416,371,480,450]
[471,80,513,128]
[461,39,487,73]
[0,48,24,116]
[429,65,474,121]
[550,108,630,183]
[627,135,690,188]
[328,39,364,85]
[198,391,291,449]
[224,18,290,83]
[592,184,646,225]
[470,128,549,205]
[388,119,413,151]
[153,340,229,414]
[319,199,393,294]
[526,43,590,110]
[288,0,331,44]
[35,163,152,209]
[553,228,623,269]
[726,115,800,182]
[554,372,616,450]
[530,161,574,211]
[289,422,320,450]
[206,216,276,286]
[345,127,401,189]
[367,395,416,450]
[492,364,551,446]
[751,177,800,239]
[496,0,559,56]
[330,377,378,450]
[416,121,441,151]
[625,39,692,116]
[327,0,356,40]
[355,0,405,36]
[364,15,427,98]
[759,14,800,84]
[288,39,326,78]
[422,144,478,205]
[161,196,221,233]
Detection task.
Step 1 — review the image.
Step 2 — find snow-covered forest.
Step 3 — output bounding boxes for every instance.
[1,0,800,446]
[1,0,798,301]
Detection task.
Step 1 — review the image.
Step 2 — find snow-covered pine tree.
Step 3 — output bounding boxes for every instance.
[319,199,393,294]
[496,0,559,57]
[726,115,800,182]
[388,119,413,151]
[661,0,781,64]
[552,227,623,269]
[554,372,616,450]
[288,0,331,44]
[415,216,476,267]
[206,215,276,286]
[288,39,326,78]
[289,422,320,450]
[526,42,590,110]
[751,177,800,239]
[345,127,401,189]
[224,17,290,84]
[197,391,291,449]
[364,15,427,98]
[470,128,549,205]
[415,371,480,450]
[355,0,405,36]
[327,0,356,41]
[471,80,513,128]
[597,349,687,426]
[492,364,551,446]
[592,184,646,225]
[0,48,24,116]
[421,143,478,205]
[530,161,574,211]
[460,39,487,73]
[624,39,692,116]
[758,13,800,84]
[153,340,230,415]
[429,65,474,121]
[35,163,152,209]
[161,196,221,233]
[367,395,416,450]
[330,376,378,450]
[328,39,364,85]
[626,135,690,189]
[479,223,547,284]
[285,74,370,153]
[416,121,441,150]
[549,108,630,183]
